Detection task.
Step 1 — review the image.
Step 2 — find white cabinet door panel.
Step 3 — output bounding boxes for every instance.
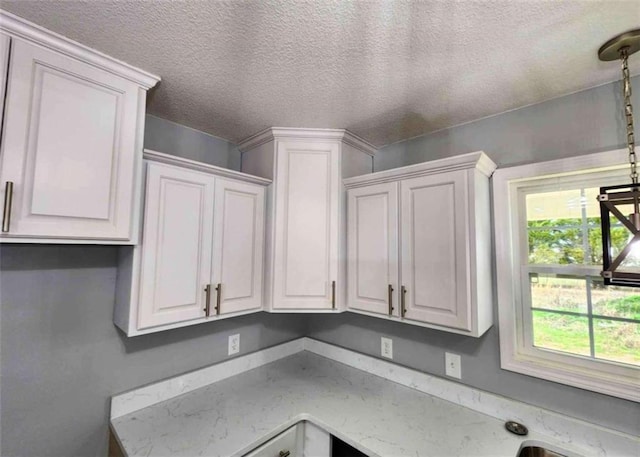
[347,182,398,316]
[138,163,215,329]
[273,141,339,309]
[0,38,140,240]
[212,179,264,314]
[400,171,471,331]
[244,424,301,457]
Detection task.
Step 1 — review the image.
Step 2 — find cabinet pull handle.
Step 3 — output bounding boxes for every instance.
[401,285,407,317]
[388,284,394,315]
[204,284,212,316]
[279,451,290,457]
[331,280,336,309]
[215,283,221,315]
[2,181,13,233]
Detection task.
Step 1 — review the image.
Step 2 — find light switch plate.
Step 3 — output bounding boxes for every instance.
[228,334,240,356]
[445,352,461,379]
[381,337,393,359]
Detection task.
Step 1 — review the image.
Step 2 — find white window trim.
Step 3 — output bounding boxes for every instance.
[493,148,640,402]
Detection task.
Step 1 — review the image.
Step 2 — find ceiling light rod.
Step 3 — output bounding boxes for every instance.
[597,29,640,287]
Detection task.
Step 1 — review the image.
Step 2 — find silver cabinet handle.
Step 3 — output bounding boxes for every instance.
[331,280,336,309]
[2,181,13,233]
[279,451,290,457]
[401,285,407,317]
[204,284,212,316]
[388,284,394,315]
[214,283,221,315]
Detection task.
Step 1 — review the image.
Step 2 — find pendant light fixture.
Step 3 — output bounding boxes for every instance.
[598,29,640,287]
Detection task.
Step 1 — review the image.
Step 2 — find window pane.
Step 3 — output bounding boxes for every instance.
[528,228,585,264]
[594,319,640,366]
[529,274,587,313]
[526,190,584,223]
[591,280,640,320]
[532,310,591,356]
[583,188,602,222]
[526,189,591,266]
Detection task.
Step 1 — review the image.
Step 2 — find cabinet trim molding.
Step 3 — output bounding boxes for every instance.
[0,10,160,89]
[237,127,377,157]
[144,150,272,186]
[343,151,496,188]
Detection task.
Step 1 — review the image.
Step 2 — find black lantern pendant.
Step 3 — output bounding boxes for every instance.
[598,30,640,287]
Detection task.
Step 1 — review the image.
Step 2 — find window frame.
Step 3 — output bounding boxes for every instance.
[493,149,639,401]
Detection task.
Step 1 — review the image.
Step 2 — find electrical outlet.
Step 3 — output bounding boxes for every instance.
[445,352,461,379]
[381,337,393,359]
[228,334,240,356]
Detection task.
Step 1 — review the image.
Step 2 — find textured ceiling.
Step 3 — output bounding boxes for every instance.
[3,1,639,146]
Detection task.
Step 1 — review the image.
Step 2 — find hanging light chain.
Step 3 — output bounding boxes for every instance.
[620,47,637,184]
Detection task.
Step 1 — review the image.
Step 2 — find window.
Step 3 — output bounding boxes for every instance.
[494,149,639,401]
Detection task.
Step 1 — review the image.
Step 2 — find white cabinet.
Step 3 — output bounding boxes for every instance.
[244,424,302,457]
[400,171,470,329]
[137,163,215,329]
[272,141,340,310]
[243,422,330,457]
[345,152,496,337]
[347,182,399,316]
[212,178,265,314]
[115,151,270,336]
[239,128,375,312]
[0,12,159,243]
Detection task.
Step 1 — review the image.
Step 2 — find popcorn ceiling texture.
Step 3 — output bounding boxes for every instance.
[3,0,639,146]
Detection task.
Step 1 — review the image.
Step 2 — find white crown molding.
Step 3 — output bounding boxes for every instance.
[0,10,160,89]
[237,127,377,156]
[143,149,272,186]
[343,151,497,188]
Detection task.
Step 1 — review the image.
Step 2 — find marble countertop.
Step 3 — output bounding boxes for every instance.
[111,351,580,457]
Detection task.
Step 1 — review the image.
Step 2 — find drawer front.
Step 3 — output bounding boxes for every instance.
[244,424,299,457]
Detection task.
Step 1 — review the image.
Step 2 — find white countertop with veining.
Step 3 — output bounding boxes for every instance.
[111,351,587,457]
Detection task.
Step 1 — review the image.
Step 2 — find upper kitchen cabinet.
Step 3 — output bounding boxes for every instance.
[0,12,159,243]
[239,128,376,311]
[346,182,399,317]
[115,151,270,336]
[345,152,497,337]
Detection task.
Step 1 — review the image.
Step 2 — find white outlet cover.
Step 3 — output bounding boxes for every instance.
[381,337,393,359]
[445,352,461,379]
[228,334,240,356]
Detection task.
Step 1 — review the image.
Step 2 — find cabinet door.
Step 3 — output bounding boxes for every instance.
[244,424,302,457]
[347,182,399,316]
[211,179,265,315]
[0,39,141,241]
[137,163,215,329]
[273,141,339,309]
[400,171,471,331]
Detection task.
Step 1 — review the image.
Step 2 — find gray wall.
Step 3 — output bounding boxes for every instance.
[0,120,305,457]
[310,77,640,437]
[375,76,640,171]
[144,114,242,170]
